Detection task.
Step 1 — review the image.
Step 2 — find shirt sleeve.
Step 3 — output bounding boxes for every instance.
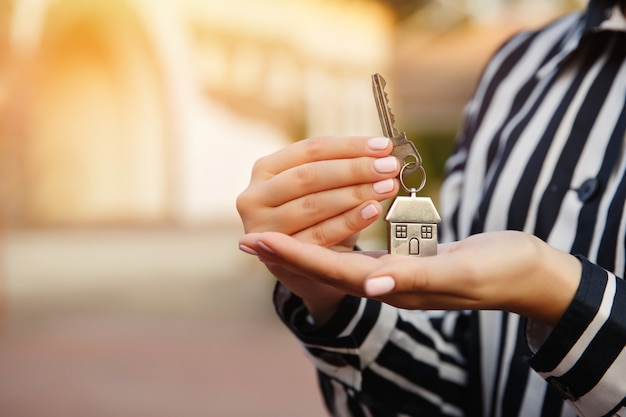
[525,257,626,417]
[273,282,472,416]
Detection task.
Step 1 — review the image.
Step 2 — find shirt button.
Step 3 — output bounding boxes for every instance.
[577,178,600,203]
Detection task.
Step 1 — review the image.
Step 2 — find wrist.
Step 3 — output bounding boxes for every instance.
[513,237,581,327]
[303,292,346,327]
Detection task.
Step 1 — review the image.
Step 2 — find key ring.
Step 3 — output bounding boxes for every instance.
[400,161,426,194]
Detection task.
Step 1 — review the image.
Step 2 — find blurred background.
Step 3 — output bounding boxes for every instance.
[0,0,583,416]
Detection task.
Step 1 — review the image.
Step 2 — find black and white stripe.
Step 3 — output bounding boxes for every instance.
[274,1,626,416]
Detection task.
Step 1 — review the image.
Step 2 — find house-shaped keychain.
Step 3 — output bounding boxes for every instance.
[385,193,441,256]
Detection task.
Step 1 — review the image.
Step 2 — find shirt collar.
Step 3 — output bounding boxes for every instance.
[585,0,626,32]
[537,0,625,79]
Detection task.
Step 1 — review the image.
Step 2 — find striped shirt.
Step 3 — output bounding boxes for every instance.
[274,1,626,415]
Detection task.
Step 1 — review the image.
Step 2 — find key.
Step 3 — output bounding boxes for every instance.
[371,73,422,176]
[371,73,440,256]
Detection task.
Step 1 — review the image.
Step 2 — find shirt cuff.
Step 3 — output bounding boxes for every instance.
[273,282,398,389]
[526,256,606,372]
[273,282,361,342]
[526,257,626,415]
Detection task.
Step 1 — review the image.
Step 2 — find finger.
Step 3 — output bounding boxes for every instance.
[258,247,333,286]
[244,232,381,292]
[363,258,481,312]
[253,136,393,180]
[254,155,400,208]
[254,179,398,235]
[364,248,473,298]
[291,200,384,247]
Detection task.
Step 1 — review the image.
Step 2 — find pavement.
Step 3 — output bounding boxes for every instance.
[0,226,330,417]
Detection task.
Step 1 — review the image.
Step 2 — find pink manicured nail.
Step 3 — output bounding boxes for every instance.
[256,241,276,254]
[373,178,394,194]
[368,137,390,150]
[239,244,259,256]
[360,204,379,220]
[373,156,398,173]
[364,276,396,296]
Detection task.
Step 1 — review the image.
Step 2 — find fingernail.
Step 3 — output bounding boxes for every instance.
[257,241,276,254]
[373,156,398,173]
[239,244,259,256]
[364,276,396,296]
[360,203,379,220]
[368,137,390,150]
[372,178,394,194]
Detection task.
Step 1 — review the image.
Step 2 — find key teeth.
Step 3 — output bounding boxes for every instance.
[373,73,400,137]
[388,107,396,126]
[387,107,398,136]
[383,90,391,107]
[382,91,399,136]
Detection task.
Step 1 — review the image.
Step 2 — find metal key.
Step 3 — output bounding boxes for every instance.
[372,73,422,176]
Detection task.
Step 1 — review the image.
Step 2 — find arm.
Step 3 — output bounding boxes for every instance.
[241,229,582,415]
[240,230,580,328]
[241,230,626,416]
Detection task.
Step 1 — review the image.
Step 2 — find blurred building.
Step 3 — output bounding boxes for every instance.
[0,0,394,228]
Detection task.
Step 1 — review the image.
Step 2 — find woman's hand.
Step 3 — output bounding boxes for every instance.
[236,136,400,325]
[237,136,400,247]
[239,230,582,327]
